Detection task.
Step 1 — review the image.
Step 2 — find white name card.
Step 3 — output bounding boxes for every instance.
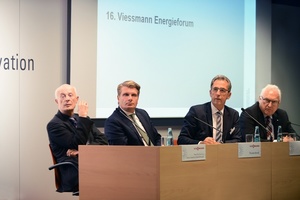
[238,142,261,158]
[181,144,206,162]
[289,141,300,156]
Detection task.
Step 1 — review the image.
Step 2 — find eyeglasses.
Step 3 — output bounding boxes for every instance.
[211,87,229,94]
[260,96,279,105]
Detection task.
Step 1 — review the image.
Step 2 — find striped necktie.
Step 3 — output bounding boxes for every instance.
[216,111,222,142]
[266,116,272,140]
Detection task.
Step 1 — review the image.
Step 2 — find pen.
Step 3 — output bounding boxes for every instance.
[230,127,235,134]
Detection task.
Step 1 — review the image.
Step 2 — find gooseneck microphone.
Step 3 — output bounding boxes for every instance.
[193,116,223,134]
[291,122,300,127]
[241,108,269,132]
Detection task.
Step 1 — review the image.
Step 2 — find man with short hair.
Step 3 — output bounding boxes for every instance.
[47,84,108,192]
[240,84,296,142]
[104,80,161,146]
[178,75,241,145]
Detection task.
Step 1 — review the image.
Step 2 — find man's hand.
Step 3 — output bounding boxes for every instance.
[66,149,79,157]
[201,137,221,144]
[283,136,295,142]
[77,100,88,117]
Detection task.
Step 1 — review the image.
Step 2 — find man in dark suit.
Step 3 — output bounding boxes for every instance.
[105,80,161,146]
[240,84,296,142]
[178,75,241,145]
[47,84,108,193]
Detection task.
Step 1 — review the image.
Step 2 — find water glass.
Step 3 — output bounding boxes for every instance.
[161,136,172,146]
[245,134,253,142]
[289,133,297,141]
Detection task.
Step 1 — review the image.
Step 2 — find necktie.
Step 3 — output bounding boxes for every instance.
[69,117,77,128]
[266,116,272,140]
[130,114,152,146]
[216,111,222,142]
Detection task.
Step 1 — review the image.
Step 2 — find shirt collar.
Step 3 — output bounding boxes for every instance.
[210,102,224,115]
[264,115,272,119]
[119,107,135,117]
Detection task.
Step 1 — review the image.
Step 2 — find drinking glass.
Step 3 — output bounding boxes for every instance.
[289,133,297,141]
[246,134,253,142]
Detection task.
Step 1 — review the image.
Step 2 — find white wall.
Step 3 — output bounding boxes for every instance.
[71,0,98,117]
[0,0,75,199]
[0,1,20,198]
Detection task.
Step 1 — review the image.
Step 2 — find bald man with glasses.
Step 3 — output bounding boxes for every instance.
[240,84,297,142]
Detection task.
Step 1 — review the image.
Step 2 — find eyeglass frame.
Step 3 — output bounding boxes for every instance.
[211,87,229,94]
[260,96,279,105]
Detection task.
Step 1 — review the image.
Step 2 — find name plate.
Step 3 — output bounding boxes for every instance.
[289,141,300,156]
[181,144,206,161]
[238,142,261,158]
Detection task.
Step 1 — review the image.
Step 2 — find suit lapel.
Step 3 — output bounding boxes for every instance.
[135,110,152,144]
[222,108,227,141]
[272,113,279,137]
[118,108,144,144]
[222,108,231,142]
[205,103,213,137]
[57,111,76,132]
[257,108,268,138]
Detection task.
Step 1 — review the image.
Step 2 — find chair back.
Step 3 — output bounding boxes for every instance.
[49,144,61,191]
[48,144,79,195]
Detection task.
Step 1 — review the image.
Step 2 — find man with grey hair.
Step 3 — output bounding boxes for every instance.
[240,84,296,142]
[47,84,108,193]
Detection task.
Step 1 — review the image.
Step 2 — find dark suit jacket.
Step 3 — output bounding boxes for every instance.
[47,111,108,192]
[177,102,241,144]
[104,107,161,146]
[239,102,296,142]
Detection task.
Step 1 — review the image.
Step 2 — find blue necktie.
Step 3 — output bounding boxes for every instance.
[69,117,77,128]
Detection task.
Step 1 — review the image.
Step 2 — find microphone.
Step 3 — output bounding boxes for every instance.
[291,122,300,127]
[277,117,300,127]
[193,116,223,135]
[241,108,269,133]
